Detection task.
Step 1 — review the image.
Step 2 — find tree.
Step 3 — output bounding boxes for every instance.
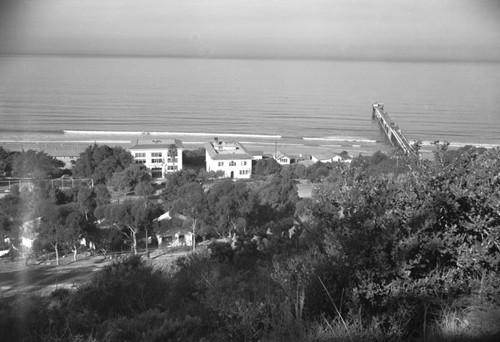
[0,194,22,249]
[77,187,96,221]
[108,164,152,194]
[254,158,281,176]
[206,180,257,237]
[102,200,162,255]
[301,146,500,336]
[168,143,178,174]
[72,144,133,184]
[170,182,208,251]
[161,169,198,206]
[11,149,64,179]
[65,212,89,261]
[37,203,80,265]
[258,171,299,216]
[94,184,111,208]
[183,147,205,168]
[0,146,18,177]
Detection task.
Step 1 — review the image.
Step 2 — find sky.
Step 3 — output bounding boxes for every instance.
[1,0,500,60]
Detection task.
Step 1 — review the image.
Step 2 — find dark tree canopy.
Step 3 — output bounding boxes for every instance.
[72,144,133,184]
[206,180,257,237]
[109,164,152,193]
[161,169,199,206]
[0,146,18,177]
[11,149,64,179]
[254,158,281,176]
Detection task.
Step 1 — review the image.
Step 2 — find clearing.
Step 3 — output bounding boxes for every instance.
[0,249,188,298]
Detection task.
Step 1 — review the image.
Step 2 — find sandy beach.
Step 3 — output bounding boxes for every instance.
[0,132,389,163]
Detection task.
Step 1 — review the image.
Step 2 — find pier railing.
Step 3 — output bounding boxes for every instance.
[372,103,417,157]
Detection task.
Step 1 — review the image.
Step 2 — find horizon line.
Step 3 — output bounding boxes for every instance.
[1,51,499,65]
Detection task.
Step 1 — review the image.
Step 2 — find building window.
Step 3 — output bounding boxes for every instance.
[241,161,247,166]
[229,161,236,166]
[167,165,179,171]
[151,167,162,178]
[218,162,224,166]
[135,159,146,164]
[134,153,146,158]
[151,158,163,163]
[151,152,162,157]
[239,170,249,175]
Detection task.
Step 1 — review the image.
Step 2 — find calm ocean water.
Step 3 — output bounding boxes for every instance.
[0,56,499,155]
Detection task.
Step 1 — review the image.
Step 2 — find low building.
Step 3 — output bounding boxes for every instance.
[273,150,292,165]
[128,139,184,178]
[205,138,253,179]
[311,151,353,164]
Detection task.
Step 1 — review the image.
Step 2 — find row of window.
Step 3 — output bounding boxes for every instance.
[134,163,179,171]
[134,152,178,158]
[135,158,178,164]
[239,170,250,175]
[218,161,248,167]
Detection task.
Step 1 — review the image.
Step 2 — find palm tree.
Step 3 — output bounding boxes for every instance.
[168,144,177,173]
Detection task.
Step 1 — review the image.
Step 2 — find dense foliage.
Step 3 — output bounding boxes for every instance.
[72,143,133,184]
[0,147,65,179]
[1,144,499,341]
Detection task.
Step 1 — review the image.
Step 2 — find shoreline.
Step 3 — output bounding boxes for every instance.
[0,129,391,158]
[0,138,387,161]
[0,137,457,163]
[4,132,494,163]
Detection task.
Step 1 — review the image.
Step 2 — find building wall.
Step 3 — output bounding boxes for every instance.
[205,150,252,179]
[131,147,183,177]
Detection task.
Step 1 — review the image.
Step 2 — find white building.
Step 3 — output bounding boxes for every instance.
[129,139,184,178]
[311,151,353,164]
[273,150,292,165]
[205,138,253,179]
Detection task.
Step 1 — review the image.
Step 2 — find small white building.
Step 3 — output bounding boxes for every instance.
[311,151,353,164]
[129,139,184,178]
[205,138,253,179]
[273,150,292,165]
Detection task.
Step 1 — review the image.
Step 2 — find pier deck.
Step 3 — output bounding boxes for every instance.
[372,103,417,157]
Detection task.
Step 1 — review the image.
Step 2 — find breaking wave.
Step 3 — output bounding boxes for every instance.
[302,136,378,144]
[64,130,282,140]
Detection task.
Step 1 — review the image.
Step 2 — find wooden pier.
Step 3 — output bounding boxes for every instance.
[372,103,417,156]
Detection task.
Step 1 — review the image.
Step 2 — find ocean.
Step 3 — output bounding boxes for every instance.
[0,56,499,157]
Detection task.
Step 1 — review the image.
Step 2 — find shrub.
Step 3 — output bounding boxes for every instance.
[0,295,50,341]
[71,255,169,318]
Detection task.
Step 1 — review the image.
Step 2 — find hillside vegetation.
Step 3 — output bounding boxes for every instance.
[0,143,499,341]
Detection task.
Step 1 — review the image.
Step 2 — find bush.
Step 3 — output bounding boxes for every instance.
[0,295,50,341]
[71,255,169,318]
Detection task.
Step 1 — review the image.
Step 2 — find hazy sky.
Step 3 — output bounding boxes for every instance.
[1,0,499,60]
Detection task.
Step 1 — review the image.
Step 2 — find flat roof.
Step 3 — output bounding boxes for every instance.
[129,139,184,150]
[205,140,253,160]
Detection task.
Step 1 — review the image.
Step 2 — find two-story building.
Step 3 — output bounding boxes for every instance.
[128,139,184,178]
[205,138,253,179]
